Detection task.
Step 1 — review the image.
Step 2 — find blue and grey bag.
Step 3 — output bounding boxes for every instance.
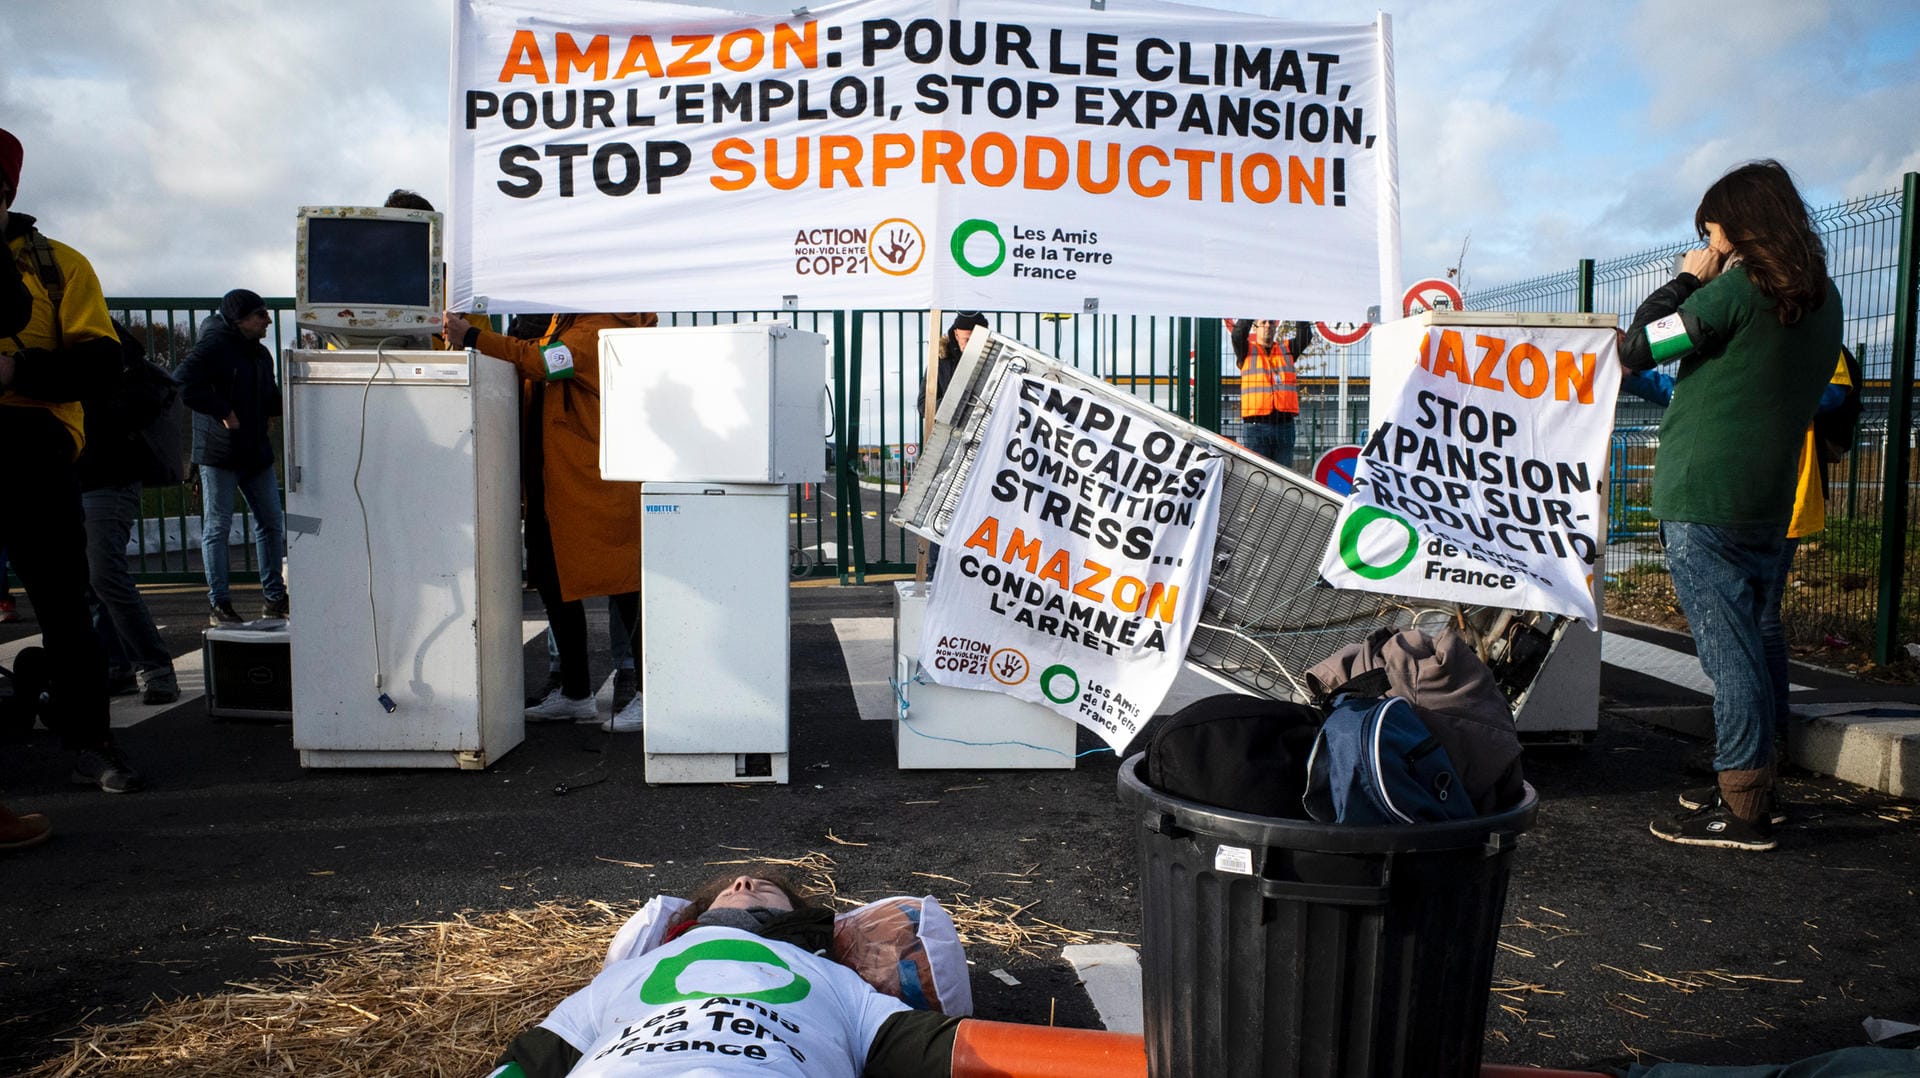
[1303,692,1477,826]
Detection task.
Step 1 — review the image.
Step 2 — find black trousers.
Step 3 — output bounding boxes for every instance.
[523,491,639,701]
[0,407,110,750]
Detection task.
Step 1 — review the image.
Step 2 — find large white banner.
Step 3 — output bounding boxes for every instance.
[921,372,1223,749]
[1317,322,1620,626]
[450,0,1397,317]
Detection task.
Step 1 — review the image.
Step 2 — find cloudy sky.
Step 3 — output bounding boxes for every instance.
[5,0,1918,301]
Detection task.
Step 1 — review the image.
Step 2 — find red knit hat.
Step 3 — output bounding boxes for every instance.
[0,128,21,201]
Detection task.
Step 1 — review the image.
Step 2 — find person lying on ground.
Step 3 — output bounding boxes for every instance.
[489,872,959,1078]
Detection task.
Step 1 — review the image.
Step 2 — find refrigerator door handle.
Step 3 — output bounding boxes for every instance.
[284,359,300,492]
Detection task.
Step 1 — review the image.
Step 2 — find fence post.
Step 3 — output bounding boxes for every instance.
[1190,318,1222,432]
[1192,317,1222,429]
[1875,173,1920,664]
[1848,339,1866,522]
[1577,258,1595,314]
[835,311,861,585]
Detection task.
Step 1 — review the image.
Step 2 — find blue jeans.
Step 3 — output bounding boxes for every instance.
[200,463,287,606]
[1241,415,1297,470]
[83,483,174,678]
[1661,521,1782,772]
[1758,537,1800,727]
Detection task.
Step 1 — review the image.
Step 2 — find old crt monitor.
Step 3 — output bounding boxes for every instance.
[295,206,443,343]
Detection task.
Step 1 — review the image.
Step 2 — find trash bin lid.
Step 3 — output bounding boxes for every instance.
[1118,753,1538,855]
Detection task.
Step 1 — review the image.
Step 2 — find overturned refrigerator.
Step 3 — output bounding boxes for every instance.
[891,321,1607,740]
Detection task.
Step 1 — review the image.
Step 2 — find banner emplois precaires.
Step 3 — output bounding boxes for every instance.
[920,372,1223,750]
[450,0,1398,318]
[1317,323,1620,626]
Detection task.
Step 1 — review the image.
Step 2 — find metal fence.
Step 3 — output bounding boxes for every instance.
[65,175,1916,665]
[93,298,304,585]
[1467,177,1920,662]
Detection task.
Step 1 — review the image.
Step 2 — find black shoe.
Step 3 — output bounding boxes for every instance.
[141,673,181,706]
[106,671,140,697]
[525,671,563,709]
[209,600,244,627]
[1650,803,1775,851]
[1677,785,1787,825]
[612,668,638,713]
[71,744,145,794]
[261,596,289,620]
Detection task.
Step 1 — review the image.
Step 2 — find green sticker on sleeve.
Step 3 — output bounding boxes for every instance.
[1645,314,1693,362]
[541,341,576,381]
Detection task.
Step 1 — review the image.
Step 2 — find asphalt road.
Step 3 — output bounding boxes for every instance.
[1,584,1916,1075]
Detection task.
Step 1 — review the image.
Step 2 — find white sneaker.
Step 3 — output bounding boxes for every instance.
[525,688,597,723]
[602,695,644,733]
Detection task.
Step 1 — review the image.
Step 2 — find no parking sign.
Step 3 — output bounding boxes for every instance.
[1312,446,1363,495]
[1314,321,1372,346]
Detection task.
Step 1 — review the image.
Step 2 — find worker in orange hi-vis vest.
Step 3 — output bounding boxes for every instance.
[1226,318,1311,469]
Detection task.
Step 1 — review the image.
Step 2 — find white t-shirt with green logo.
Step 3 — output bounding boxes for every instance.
[536,927,910,1076]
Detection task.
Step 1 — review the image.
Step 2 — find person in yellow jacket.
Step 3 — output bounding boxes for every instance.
[0,125,144,794]
[1226,317,1310,468]
[443,309,652,732]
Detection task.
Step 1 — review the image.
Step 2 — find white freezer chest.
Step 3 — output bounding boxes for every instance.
[892,582,1078,769]
[283,349,524,769]
[641,482,791,783]
[600,323,828,485]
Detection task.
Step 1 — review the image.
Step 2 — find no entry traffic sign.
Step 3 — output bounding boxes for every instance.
[1402,277,1464,317]
[1313,445,1364,496]
[1315,320,1371,346]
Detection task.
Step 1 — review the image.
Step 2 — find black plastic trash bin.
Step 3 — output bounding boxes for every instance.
[1118,752,1538,1078]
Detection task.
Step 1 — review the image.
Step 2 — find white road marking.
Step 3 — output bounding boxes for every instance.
[830,617,897,723]
[1602,631,1809,695]
[1063,943,1143,1034]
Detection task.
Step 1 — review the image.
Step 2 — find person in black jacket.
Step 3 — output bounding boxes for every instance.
[78,322,180,704]
[175,289,290,625]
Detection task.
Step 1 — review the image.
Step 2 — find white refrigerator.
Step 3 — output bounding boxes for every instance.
[640,482,791,784]
[283,348,523,768]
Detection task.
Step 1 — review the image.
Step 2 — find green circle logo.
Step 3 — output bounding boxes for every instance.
[1337,506,1419,580]
[638,938,813,1005]
[1039,663,1080,704]
[950,218,1007,277]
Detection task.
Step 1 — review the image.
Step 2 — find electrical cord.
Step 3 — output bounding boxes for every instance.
[889,670,1115,760]
[352,336,409,713]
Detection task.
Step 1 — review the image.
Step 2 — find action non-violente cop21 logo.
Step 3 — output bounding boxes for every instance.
[1337,505,1419,580]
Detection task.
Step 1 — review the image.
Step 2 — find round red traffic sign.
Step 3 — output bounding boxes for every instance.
[1313,445,1364,496]
[1315,320,1371,346]
[1402,277,1464,317]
